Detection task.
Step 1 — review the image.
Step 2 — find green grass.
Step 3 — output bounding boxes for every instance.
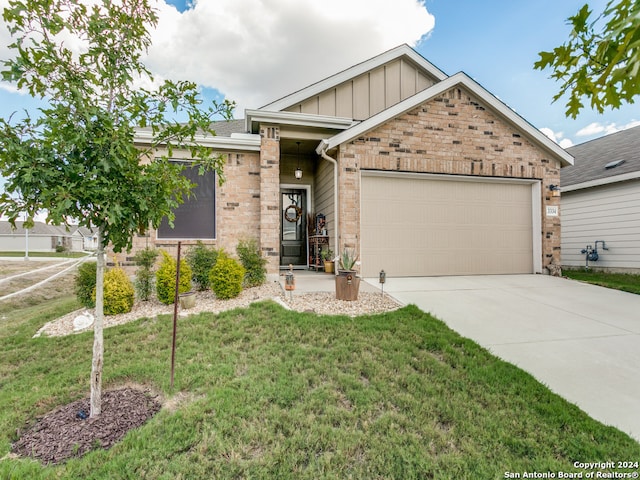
[1,298,638,479]
[563,269,640,295]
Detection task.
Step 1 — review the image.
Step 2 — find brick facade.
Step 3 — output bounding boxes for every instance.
[259,125,281,273]
[110,150,262,267]
[336,86,562,270]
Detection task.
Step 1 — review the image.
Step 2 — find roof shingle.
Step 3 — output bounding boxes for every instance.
[562,125,640,187]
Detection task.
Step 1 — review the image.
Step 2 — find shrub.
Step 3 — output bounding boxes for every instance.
[185,241,218,291]
[75,261,97,308]
[133,247,159,301]
[236,238,267,287]
[156,250,192,305]
[93,267,134,315]
[209,252,245,299]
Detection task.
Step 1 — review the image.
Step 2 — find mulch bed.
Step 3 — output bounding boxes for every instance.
[12,387,162,465]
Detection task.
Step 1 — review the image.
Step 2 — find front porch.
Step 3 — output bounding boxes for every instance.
[258,125,341,274]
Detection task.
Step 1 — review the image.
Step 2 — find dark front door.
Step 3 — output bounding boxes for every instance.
[280,189,307,267]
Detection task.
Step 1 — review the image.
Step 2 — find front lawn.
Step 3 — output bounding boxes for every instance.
[1,299,638,479]
[563,269,640,295]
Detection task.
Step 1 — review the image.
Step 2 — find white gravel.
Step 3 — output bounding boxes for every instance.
[34,281,402,338]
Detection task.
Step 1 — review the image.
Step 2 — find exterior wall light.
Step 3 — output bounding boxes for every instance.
[295,141,303,180]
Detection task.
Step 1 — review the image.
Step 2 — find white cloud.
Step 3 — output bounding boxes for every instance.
[576,120,640,137]
[540,127,574,149]
[146,0,435,115]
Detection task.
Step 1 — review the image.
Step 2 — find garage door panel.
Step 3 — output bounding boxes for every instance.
[361,174,533,277]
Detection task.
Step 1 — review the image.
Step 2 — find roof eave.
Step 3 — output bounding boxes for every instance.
[245,109,356,134]
[134,129,261,152]
[562,171,640,192]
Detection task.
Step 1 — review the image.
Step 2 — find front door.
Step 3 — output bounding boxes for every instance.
[280,189,307,267]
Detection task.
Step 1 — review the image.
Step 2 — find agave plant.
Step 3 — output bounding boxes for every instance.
[339,248,359,271]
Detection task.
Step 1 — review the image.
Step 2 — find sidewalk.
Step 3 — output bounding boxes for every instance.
[276,269,382,295]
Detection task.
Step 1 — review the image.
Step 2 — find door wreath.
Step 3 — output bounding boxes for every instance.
[284,204,302,223]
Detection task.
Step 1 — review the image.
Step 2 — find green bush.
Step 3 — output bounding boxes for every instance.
[185,241,218,291]
[133,247,159,301]
[75,260,97,308]
[93,267,134,315]
[156,250,192,305]
[209,252,245,299]
[236,238,267,287]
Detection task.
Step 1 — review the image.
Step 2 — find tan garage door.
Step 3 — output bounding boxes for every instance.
[360,173,534,277]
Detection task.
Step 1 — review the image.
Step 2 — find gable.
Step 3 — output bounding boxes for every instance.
[283,57,438,121]
[260,44,446,120]
[318,72,573,168]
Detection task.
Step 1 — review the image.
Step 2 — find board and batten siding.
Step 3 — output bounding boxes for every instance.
[313,156,335,252]
[561,180,640,271]
[285,58,436,121]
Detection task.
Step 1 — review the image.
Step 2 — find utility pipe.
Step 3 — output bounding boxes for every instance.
[318,142,339,261]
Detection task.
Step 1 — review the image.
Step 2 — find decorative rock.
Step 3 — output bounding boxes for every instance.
[73,312,94,331]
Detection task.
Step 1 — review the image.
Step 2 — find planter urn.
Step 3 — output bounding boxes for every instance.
[179,292,196,310]
[335,270,360,301]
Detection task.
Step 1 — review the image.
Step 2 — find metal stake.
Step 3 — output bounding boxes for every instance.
[170,241,182,389]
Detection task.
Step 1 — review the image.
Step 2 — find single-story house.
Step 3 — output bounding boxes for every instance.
[132,44,572,278]
[561,125,640,272]
[0,221,71,253]
[0,221,97,253]
[72,226,99,251]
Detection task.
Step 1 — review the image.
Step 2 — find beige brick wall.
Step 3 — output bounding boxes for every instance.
[337,86,562,270]
[110,150,262,268]
[259,125,281,273]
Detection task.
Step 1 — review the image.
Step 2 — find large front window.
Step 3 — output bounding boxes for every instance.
[157,161,216,239]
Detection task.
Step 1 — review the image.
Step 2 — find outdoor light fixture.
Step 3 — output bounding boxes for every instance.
[294,141,303,180]
[379,269,386,297]
[549,184,560,191]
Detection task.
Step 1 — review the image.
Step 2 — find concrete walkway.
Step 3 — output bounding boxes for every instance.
[376,274,640,442]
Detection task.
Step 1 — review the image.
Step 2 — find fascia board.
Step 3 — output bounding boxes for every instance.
[261,44,448,112]
[320,72,574,167]
[245,109,355,133]
[134,129,261,151]
[562,171,640,192]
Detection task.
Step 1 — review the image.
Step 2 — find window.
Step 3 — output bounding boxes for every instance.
[157,161,216,239]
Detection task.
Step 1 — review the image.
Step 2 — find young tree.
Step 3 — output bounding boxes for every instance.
[534,0,640,118]
[0,0,234,417]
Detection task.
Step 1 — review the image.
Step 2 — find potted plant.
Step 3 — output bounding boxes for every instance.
[322,248,335,274]
[335,248,360,301]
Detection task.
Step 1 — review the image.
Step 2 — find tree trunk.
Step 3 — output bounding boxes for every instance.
[90,228,105,418]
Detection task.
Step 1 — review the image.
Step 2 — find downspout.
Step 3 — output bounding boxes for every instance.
[318,140,339,260]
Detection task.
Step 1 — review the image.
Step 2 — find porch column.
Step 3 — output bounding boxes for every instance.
[259,124,281,274]
[337,146,360,254]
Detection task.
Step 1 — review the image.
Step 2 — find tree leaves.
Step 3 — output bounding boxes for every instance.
[534,0,640,118]
[0,0,235,252]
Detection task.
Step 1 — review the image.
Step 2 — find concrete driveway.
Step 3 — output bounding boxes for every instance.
[371,274,640,442]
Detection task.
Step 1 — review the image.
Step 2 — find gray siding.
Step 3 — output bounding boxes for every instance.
[561,180,640,270]
[314,157,335,253]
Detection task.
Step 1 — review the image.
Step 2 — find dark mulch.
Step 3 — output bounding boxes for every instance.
[12,387,162,465]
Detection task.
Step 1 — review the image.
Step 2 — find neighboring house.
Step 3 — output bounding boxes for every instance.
[0,221,96,253]
[0,221,71,253]
[561,125,640,272]
[72,226,98,251]
[132,44,572,277]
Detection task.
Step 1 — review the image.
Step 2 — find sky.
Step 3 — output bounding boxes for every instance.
[0,0,638,152]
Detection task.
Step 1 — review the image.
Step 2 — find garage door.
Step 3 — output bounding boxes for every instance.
[361,173,534,277]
